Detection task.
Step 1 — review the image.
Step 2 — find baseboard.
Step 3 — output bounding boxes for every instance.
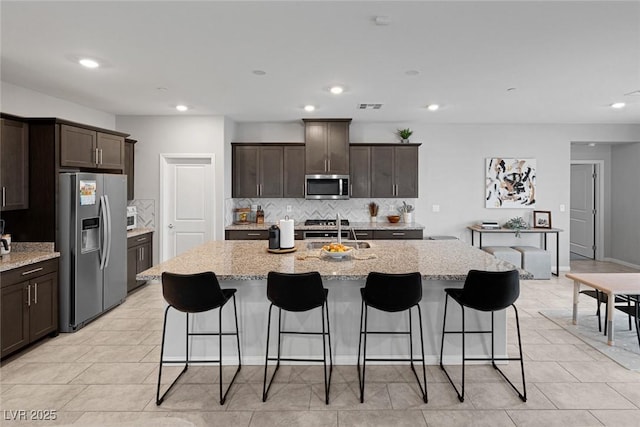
[603,257,640,270]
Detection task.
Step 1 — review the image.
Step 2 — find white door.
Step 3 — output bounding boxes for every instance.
[160,155,214,261]
[570,164,595,258]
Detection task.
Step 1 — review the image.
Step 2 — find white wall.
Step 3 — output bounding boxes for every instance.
[116,115,229,264]
[1,81,115,129]
[610,142,640,267]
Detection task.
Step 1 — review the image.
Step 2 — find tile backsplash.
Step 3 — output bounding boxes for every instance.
[129,199,155,229]
[226,198,417,224]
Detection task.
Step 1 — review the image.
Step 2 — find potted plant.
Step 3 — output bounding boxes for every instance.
[398,201,415,223]
[504,216,529,237]
[397,128,413,143]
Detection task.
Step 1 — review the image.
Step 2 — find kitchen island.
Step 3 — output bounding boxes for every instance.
[138,239,529,365]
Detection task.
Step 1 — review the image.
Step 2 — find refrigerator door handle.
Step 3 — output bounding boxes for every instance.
[99,195,108,270]
[104,195,113,268]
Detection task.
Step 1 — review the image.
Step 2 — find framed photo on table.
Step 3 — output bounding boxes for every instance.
[533,210,552,228]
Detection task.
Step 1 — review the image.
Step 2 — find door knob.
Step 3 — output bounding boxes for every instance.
[168,224,174,229]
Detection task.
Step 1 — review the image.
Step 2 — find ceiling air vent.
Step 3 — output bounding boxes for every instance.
[358,103,383,110]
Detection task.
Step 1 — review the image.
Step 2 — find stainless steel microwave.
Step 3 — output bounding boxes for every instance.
[305,175,349,200]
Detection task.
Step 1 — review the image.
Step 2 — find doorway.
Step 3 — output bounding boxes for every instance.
[570,161,603,260]
[159,154,215,262]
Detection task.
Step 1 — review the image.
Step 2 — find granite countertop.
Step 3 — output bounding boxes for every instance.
[0,242,60,273]
[138,239,530,282]
[127,227,155,238]
[225,222,425,231]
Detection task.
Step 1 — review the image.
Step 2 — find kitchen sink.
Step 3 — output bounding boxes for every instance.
[306,241,371,250]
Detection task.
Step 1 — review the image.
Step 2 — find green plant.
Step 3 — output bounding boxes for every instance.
[397,128,413,140]
[504,216,529,237]
[397,201,414,213]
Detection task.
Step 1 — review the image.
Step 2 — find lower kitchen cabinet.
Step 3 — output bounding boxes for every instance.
[127,232,153,293]
[1,258,58,359]
[225,230,269,240]
[373,229,423,239]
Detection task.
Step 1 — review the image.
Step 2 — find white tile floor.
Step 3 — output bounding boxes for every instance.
[1,260,639,426]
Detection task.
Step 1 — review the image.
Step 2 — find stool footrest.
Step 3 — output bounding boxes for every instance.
[267,357,326,363]
[279,330,327,336]
[359,330,411,335]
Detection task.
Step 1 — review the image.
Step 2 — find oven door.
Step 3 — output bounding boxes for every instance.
[305,175,349,200]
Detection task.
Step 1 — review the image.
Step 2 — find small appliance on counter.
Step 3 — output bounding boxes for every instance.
[0,219,11,256]
[126,206,137,230]
[268,225,280,249]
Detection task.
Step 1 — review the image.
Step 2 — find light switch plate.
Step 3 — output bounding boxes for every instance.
[559,204,565,212]
[432,204,440,213]
[286,205,292,212]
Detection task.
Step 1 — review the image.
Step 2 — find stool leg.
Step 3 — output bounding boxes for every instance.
[219,294,242,405]
[324,299,333,401]
[233,294,242,370]
[439,294,449,370]
[360,304,369,403]
[218,305,223,404]
[321,301,330,404]
[156,306,189,405]
[356,299,365,403]
[262,304,274,402]
[416,304,428,403]
[409,308,414,372]
[461,305,466,402]
[514,305,527,401]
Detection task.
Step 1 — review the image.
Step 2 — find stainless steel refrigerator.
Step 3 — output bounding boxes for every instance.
[58,173,127,332]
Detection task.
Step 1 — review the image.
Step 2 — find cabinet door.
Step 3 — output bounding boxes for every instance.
[29,273,58,341]
[326,121,349,174]
[60,125,97,168]
[124,140,135,200]
[349,146,371,198]
[283,146,305,198]
[0,119,29,211]
[97,132,125,170]
[138,242,153,273]
[394,146,419,198]
[371,146,395,198]
[1,282,29,358]
[259,146,283,197]
[127,246,138,292]
[305,122,328,174]
[232,146,260,198]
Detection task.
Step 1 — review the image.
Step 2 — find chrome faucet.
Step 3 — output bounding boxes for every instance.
[337,213,342,244]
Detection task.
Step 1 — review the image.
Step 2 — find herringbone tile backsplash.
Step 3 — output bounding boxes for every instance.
[225,198,417,224]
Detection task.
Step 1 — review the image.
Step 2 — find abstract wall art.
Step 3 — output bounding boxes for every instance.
[486,158,536,208]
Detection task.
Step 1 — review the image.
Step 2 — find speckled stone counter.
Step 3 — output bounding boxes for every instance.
[146,239,527,365]
[138,239,528,281]
[127,227,154,238]
[225,222,425,231]
[0,242,60,272]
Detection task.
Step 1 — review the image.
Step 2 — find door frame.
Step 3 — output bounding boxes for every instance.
[159,153,215,262]
[570,160,604,261]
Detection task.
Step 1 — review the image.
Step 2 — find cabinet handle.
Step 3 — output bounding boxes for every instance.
[21,267,43,276]
[95,148,99,165]
[324,159,327,172]
[256,185,260,196]
[27,285,31,307]
[100,149,103,164]
[141,247,144,261]
[356,233,368,237]
[138,247,142,262]
[247,233,261,236]
[349,184,352,196]
[1,187,5,207]
[392,232,406,236]
[34,283,38,304]
[136,237,147,242]
[327,159,331,171]
[260,184,263,196]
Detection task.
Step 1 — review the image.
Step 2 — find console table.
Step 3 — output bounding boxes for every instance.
[467,224,562,276]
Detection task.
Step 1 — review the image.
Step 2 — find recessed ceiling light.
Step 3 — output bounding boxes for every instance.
[176,105,189,112]
[79,58,99,69]
[304,105,315,112]
[588,143,597,147]
[156,87,168,91]
[507,87,517,92]
[252,70,266,75]
[427,104,440,111]
[374,16,390,26]
[405,70,419,76]
[330,86,344,95]
[611,102,626,109]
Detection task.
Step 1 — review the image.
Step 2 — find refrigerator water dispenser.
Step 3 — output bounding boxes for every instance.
[81,217,100,253]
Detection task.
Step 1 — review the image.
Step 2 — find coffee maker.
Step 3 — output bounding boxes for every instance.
[0,219,11,255]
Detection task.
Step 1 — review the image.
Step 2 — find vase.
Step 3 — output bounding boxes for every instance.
[370,216,377,223]
[403,212,413,223]
[401,139,410,144]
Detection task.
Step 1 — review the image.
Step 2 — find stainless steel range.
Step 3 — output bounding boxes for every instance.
[304,219,350,227]
[303,218,350,239]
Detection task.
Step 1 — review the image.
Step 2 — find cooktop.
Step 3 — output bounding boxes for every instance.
[304,219,350,226]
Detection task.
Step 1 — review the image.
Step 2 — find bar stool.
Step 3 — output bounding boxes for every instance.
[439,269,526,402]
[156,271,241,406]
[262,271,333,404]
[357,272,428,403]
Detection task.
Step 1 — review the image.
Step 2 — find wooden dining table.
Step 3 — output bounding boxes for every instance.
[567,273,640,345]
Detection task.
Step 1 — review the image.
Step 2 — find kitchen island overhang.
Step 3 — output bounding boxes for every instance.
[138,240,531,365]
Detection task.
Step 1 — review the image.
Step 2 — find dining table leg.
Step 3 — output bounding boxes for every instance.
[607,292,615,345]
[572,281,580,325]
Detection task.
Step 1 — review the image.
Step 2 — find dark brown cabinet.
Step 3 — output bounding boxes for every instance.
[60,124,124,171]
[232,144,284,198]
[283,145,305,198]
[225,230,269,240]
[349,145,371,198]
[127,232,153,293]
[1,258,58,358]
[373,229,423,239]
[124,139,136,200]
[0,118,29,211]
[303,119,350,175]
[371,145,419,198]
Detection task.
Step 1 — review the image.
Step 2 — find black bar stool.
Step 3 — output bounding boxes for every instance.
[262,271,333,404]
[156,271,241,406]
[357,271,428,403]
[439,269,526,403]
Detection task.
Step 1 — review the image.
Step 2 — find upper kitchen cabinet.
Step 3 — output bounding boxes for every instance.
[60,124,125,171]
[370,144,420,198]
[349,145,371,198]
[303,119,351,175]
[0,118,29,211]
[283,145,305,198]
[232,144,284,198]
[124,139,136,200]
